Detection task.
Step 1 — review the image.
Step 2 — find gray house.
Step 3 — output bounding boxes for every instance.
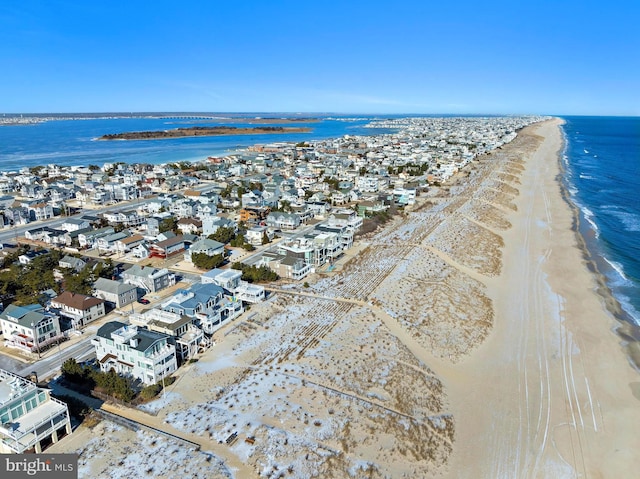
[58,255,87,273]
[122,265,176,293]
[93,277,138,308]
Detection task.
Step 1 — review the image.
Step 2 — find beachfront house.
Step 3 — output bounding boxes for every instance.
[161,282,244,334]
[128,309,207,361]
[201,268,265,304]
[93,321,177,386]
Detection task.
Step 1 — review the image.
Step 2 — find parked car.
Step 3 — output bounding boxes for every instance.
[137,298,150,304]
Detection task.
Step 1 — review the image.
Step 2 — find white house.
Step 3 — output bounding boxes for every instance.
[93,321,177,386]
[201,268,265,304]
[0,304,63,354]
[184,238,225,264]
[122,265,176,293]
[61,218,90,232]
[129,309,206,361]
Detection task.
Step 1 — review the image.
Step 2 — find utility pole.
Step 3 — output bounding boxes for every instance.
[30,322,41,359]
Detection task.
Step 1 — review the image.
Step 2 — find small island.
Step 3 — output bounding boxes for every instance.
[98,125,311,140]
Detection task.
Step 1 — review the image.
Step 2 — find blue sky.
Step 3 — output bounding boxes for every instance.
[1,0,638,114]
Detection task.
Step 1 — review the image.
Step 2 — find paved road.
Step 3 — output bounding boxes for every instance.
[14,335,96,381]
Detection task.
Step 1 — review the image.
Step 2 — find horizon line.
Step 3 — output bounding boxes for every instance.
[1,111,638,118]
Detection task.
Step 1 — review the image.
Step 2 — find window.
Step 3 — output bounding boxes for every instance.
[11,405,24,420]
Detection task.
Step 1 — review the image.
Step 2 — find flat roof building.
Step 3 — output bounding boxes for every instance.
[0,369,72,453]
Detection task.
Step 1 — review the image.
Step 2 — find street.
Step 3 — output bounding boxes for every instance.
[15,335,96,381]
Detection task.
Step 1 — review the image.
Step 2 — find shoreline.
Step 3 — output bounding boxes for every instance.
[96,126,312,141]
[556,127,640,371]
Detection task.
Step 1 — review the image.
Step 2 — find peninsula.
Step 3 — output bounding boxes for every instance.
[98,125,311,140]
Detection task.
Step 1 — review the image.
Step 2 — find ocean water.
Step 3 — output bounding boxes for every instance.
[0,116,382,171]
[561,116,640,324]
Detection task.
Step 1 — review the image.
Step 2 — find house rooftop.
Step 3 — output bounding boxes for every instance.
[94,277,137,295]
[52,291,104,310]
[96,321,169,352]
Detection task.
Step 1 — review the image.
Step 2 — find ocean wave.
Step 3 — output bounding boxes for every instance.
[578,205,600,238]
[581,206,595,218]
[610,210,640,232]
[579,174,594,180]
[604,257,630,282]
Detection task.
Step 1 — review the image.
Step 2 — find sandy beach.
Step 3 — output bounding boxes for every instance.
[444,119,640,478]
[49,119,640,478]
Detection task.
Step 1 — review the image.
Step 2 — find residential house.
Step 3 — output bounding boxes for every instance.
[271,255,313,280]
[184,238,225,264]
[357,200,387,217]
[201,268,265,303]
[20,184,43,199]
[266,212,301,231]
[93,277,138,309]
[50,291,106,328]
[0,304,63,354]
[58,255,87,273]
[128,309,205,361]
[96,231,130,254]
[149,235,185,259]
[102,210,143,227]
[78,226,115,249]
[18,250,49,265]
[27,202,54,221]
[161,282,243,335]
[315,222,354,251]
[196,203,217,219]
[93,322,177,386]
[60,218,90,232]
[122,265,176,293]
[245,225,269,246]
[25,226,65,244]
[239,206,270,223]
[0,369,72,453]
[327,209,363,230]
[392,187,417,205]
[202,216,235,236]
[169,199,197,219]
[247,252,312,280]
[114,234,145,255]
[177,218,202,235]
